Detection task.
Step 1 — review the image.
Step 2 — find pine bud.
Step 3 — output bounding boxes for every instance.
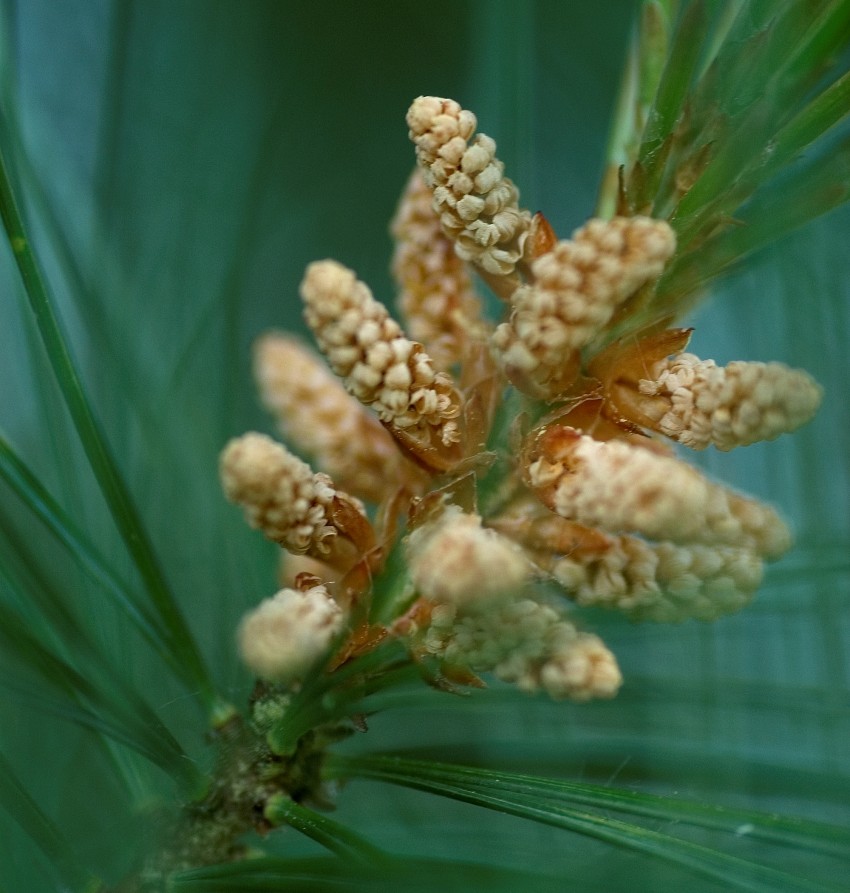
[422,596,621,702]
[390,169,483,370]
[551,535,764,622]
[301,259,464,470]
[220,432,372,568]
[238,585,343,684]
[407,96,531,277]
[637,354,823,451]
[525,425,791,558]
[492,217,675,399]
[253,333,401,503]
[407,505,530,609]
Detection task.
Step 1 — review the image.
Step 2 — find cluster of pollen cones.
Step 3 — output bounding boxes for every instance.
[220,96,822,701]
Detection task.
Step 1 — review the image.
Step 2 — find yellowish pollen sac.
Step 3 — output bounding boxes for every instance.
[406,96,531,278]
[238,585,343,684]
[551,534,764,622]
[300,259,464,468]
[390,169,484,370]
[492,216,676,399]
[407,505,530,608]
[253,333,401,503]
[726,492,792,562]
[539,632,623,702]
[637,354,823,451]
[219,432,364,561]
[526,426,791,558]
[421,596,621,702]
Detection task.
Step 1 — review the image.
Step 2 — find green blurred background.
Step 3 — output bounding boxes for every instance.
[0,1,847,890]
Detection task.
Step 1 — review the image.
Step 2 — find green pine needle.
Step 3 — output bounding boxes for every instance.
[0,598,199,790]
[0,750,98,892]
[0,434,172,656]
[264,796,386,864]
[170,855,574,893]
[329,754,840,892]
[0,146,223,720]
